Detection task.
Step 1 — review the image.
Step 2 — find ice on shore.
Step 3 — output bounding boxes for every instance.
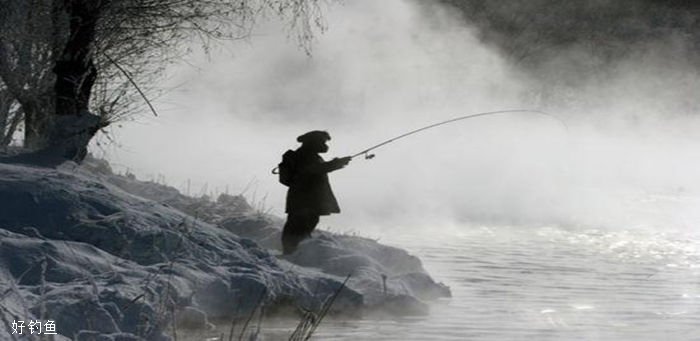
[0,159,449,340]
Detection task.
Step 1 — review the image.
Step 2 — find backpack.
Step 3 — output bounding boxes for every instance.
[277,150,297,186]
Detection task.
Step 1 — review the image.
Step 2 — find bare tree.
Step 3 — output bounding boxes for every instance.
[0,0,325,164]
[0,0,60,150]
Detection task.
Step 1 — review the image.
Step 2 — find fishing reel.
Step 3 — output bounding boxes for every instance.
[350,151,375,160]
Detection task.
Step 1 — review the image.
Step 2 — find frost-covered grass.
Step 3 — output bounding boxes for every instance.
[0,158,449,340]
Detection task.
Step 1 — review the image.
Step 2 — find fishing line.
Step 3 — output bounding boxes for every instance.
[351,109,567,160]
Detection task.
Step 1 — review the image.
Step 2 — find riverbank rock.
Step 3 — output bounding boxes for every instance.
[0,159,448,340]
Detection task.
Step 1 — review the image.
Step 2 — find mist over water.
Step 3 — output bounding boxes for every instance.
[99,0,700,233]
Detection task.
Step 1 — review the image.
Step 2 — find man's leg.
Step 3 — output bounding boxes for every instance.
[282,214,320,254]
[302,215,320,238]
[282,214,306,254]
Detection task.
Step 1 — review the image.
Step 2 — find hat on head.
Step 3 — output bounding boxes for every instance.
[297,130,331,144]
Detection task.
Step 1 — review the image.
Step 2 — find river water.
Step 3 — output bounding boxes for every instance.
[252,224,700,340]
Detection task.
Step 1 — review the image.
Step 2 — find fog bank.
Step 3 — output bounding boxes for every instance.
[98,0,700,234]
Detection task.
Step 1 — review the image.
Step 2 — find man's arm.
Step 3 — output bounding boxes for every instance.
[302,156,352,174]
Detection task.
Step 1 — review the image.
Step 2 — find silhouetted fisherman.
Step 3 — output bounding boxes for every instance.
[280,131,351,254]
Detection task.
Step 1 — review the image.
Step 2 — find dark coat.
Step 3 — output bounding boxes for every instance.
[285,149,344,216]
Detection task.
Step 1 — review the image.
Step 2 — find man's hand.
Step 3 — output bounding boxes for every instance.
[332,156,352,168]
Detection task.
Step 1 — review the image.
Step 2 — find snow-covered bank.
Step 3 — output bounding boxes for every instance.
[0,159,449,340]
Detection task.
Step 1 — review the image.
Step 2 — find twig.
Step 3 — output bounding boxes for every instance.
[101,52,159,117]
[252,305,265,340]
[119,294,145,313]
[238,287,267,341]
[289,308,315,341]
[227,318,237,341]
[228,295,241,341]
[303,273,352,340]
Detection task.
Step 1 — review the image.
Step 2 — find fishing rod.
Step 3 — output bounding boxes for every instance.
[272,109,565,174]
[350,109,567,160]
